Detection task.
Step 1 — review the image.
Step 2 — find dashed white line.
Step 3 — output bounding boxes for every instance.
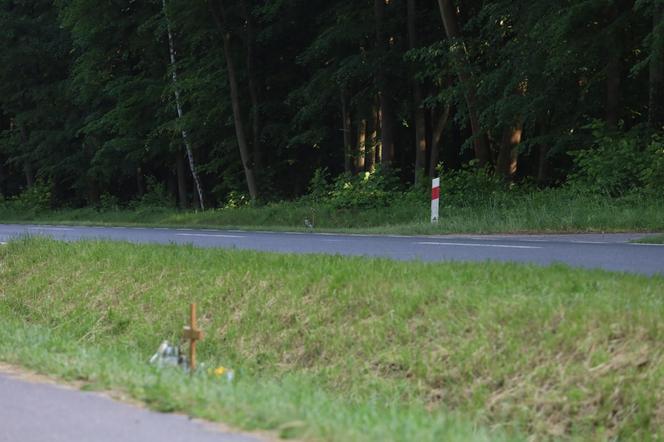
[27,227,74,231]
[417,241,542,249]
[175,233,245,239]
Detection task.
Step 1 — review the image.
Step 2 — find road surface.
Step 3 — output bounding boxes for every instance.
[0,224,662,275]
[0,368,261,442]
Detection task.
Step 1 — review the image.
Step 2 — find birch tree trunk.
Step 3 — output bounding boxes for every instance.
[210,1,259,202]
[163,0,205,210]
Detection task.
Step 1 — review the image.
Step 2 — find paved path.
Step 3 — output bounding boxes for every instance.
[0,224,662,275]
[0,369,261,442]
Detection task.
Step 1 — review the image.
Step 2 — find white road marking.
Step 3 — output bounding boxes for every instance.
[631,242,664,247]
[175,233,245,239]
[417,241,542,249]
[322,239,348,242]
[27,227,74,231]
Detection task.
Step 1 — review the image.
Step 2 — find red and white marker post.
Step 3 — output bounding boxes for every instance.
[431,178,440,223]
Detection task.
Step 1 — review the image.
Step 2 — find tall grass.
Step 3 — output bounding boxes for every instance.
[0,189,662,233]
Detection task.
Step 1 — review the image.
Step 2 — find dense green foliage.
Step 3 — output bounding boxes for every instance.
[1,0,663,209]
[2,239,663,440]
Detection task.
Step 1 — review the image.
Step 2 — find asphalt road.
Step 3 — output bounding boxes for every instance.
[0,224,662,275]
[0,369,261,442]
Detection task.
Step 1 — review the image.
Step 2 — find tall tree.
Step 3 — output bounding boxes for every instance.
[436,0,489,166]
[649,0,664,129]
[408,0,428,183]
[374,0,396,168]
[209,0,258,202]
[163,0,205,210]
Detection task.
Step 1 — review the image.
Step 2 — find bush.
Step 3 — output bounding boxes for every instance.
[223,190,250,209]
[326,166,403,209]
[566,124,664,196]
[8,181,52,211]
[439,162,506,207]
[129,177,175,209]
[640,136,664,193]
[97,193,120,211]
[304,167,330,203]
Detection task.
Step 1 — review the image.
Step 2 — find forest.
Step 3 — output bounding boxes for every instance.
[0,0,663,211]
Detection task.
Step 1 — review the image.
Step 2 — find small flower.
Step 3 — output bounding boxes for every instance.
[213,366,227,377]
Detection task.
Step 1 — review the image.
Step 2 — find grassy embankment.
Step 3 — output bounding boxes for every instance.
[0,239,663,441]
[0,191,663,234]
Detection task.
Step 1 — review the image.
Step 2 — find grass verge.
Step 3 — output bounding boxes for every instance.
[1,238,663,440]
[634,234,664,244]
[0,191,662,234]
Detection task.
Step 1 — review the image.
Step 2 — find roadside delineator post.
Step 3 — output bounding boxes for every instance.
[431,178,440,223]
[183,303,204,373]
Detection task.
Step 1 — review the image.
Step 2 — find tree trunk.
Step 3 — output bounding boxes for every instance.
[18,125,34,188]
[365,104,379,172]
[176,151,188,209]
[375,103,383,165]
[429,104,451,178]
[356,118,367,172]
[374,0,396,168]
[87,177,100,205]
[210,1,259,202]
[242,0,262,172]
[136,167,145,197]
[408,0,427,183]
[537,144,550,185]
[606,52,621,129]
[24,163,34,189]
[649,2,664,129]
[606,4,622,130]
[163,0,205,209]
[436,0,490,167]
[496,124,522,181]
[0,158,5,197]
[341,89,354,174]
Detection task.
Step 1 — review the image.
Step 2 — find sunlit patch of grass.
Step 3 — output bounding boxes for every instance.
[1,238,663,440]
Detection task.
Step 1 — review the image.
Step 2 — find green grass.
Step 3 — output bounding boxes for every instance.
[634,234,664,244]
[1,238,663,440]
[1,190,662,234]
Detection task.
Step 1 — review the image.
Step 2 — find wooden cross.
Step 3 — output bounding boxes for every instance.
[182,303,204,372]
